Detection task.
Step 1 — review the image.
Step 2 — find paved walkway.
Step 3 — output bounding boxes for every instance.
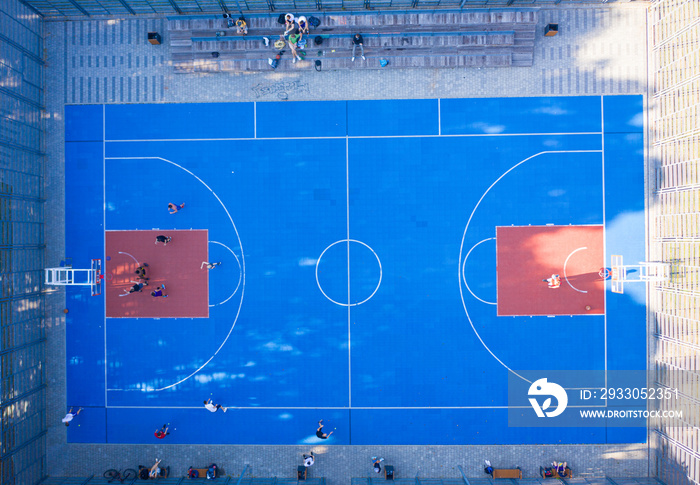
[44,5,650,483]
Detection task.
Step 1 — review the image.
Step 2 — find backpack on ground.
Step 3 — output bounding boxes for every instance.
[278,13,286,24]
[309,16,321,27]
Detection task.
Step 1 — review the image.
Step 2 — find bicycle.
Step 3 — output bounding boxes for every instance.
[103,468,138,483]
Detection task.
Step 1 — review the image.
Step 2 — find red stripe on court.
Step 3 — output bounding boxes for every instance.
[496,225,605,316]
[105,230,209,318]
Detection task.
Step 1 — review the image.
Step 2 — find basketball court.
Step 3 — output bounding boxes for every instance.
[60,95,647,445]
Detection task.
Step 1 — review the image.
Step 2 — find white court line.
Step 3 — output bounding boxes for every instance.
[208,240,242,307]
[104,132,604,143]
[106,404,606,410]
[103,104,107,407]
[437,98,441,136]
[253,101,257,139]
[600,96,608,398]
[346,136,352,408]
[104,156,245,392]
[118,251,139,264]
[461,237,497,305]
[458,150,603,385]
[563,247,589,293]
[316,239,382,307]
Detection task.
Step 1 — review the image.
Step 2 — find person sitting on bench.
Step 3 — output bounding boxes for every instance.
[149,459,162,478]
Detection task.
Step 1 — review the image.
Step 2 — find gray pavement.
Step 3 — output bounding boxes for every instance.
[44,4,651,483]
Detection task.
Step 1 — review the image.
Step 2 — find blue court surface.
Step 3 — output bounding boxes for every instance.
[64,95,646,445]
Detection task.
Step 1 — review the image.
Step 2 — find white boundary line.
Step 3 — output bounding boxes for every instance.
[253,101,257,139]
[103,104,107,407]
[601,96,608,398]
[346,135,351,408]
[95,120,614,411]
[104,132,604,143]
[106,404,606,410]
[104,156,245,392]
[437,98,441,136]
[458,150,603,385]
[563,247,589,293]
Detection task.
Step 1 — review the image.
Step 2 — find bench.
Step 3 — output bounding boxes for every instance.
[492,468,522,479]
[167,10,536,72]
[138,464,169,479]
[540,466,573,479]
[188,465,218,479]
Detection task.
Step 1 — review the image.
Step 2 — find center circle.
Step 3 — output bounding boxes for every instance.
[316,239,382,307]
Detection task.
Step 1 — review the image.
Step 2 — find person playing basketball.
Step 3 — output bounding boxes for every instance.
[316,419,334,439]
[543,274,561,289]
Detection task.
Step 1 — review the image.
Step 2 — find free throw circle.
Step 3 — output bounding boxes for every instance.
[316,239,382,307]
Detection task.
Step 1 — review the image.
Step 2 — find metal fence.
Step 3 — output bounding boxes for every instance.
[648,0,700,485]
[0,0,46,484]
[21,0,614,18]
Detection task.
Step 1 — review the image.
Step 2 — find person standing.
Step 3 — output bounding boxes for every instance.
[352,33,365,61]
[372,457,385,473]
[303,452,315,467]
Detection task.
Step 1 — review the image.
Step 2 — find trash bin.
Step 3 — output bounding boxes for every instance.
[544,24,558,36]
[148,32,162,45]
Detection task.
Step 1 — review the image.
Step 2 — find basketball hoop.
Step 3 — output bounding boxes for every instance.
[610,255,670,294]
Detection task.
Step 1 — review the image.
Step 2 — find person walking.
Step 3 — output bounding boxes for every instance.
[201,262,222,270]
[352,33,365,61]
[372,457,385,473]
[303,452,315,467]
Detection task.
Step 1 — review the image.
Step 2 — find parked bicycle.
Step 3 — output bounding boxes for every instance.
[103,468,137,483]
